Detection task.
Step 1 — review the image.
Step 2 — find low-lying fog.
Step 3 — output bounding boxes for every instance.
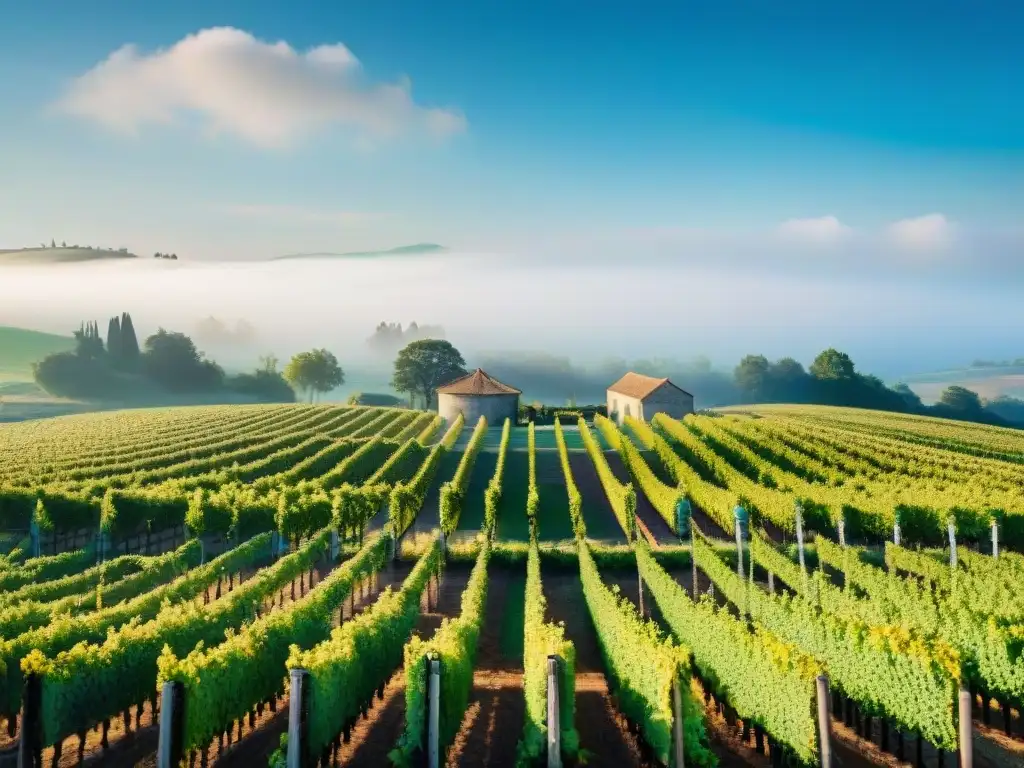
[1,253,1020,385]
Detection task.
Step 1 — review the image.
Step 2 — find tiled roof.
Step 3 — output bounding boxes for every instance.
[436,368,522,396]
[607,372,692,400]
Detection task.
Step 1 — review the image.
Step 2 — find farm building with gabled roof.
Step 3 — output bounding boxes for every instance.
[606,372,693,425]
[436,368,521,423]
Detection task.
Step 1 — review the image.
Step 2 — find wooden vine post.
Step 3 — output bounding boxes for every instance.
[428,657,441,768]
[156,681,185,768]
[672,676,686,768]
[547,656,561,768]
[286,668,310,768]
[959,682,973,768]
[815,674,832,768]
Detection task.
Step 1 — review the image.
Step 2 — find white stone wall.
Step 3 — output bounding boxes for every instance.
[606,390,643,425]
[438,393,518,425]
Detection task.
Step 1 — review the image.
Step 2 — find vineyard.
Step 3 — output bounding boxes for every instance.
[0,402,1023,767]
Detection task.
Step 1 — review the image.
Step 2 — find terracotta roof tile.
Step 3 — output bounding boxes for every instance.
[436,368,522,396]
[607,372,692,400]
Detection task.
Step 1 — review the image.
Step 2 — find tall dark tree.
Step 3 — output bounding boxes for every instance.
[73,321,104,359]
[107,316,122,362]
[120,313,140,363]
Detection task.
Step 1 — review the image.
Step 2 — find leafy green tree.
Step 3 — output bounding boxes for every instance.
[391,339,466,409]
[734,354,770,401]
[283,349,344,402]
[809,348,856,380]
[142,329,223,392]
[939,385,983,412]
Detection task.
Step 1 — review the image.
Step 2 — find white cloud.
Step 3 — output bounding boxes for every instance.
[776,215,853,245]
[219,203,382,225]
[887,213,954,250]
[54,27,466,148]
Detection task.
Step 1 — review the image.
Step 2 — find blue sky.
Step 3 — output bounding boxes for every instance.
[2,0,1024,380]
[1,0,1021,263]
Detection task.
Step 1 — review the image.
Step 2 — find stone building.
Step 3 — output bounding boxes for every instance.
[436,368,521,424]
[606,371,694,425]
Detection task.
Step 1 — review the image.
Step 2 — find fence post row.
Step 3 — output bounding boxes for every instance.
[428,657,441,768]
[672,676,685,768]
[547,655,562,768]
[815,674,832,768]
[286,668,310,768]
[157,681,185,768]
[959,682,973,768]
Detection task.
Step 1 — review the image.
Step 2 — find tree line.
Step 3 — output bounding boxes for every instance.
[734,348,1024,427]
[33,314,293,403]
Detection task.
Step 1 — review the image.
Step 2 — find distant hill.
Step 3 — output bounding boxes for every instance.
[0,326,75,380]
[272,243,446,261]
[0,247,140,264]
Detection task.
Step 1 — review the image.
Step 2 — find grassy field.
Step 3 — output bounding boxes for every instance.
[0,326,74,378]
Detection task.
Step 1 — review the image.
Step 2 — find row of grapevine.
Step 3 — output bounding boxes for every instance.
[577,418,637,541]
[693,531,962,750]
[635,541,821,763]
[520,541,578,763]
[1,532,275,719]
[484,419,512,535]
[439,416,489,536]
[813,537,1024,710]
[286,537,443,762]
[0,540,202,638]
[155,533,390,755]
[0,406,302,481]
[605,418,683,533]
[526,422,540,535]
[553,419,585,538]
[577,540,712,766]
[389,415,466,536]
[393,539,491,765]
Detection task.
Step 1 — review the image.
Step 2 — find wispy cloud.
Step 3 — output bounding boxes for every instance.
[777,215,853,245]
[218,204,384,226]
[54,27,467,149]
[886,213,954,250]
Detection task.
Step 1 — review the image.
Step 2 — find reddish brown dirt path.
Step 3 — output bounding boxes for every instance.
[339,563,471,768]
[603,451,676,545]
[443,566,526,768]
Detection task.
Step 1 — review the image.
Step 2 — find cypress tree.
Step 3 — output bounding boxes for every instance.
[120,313,140,363]
[107,317,122,362]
